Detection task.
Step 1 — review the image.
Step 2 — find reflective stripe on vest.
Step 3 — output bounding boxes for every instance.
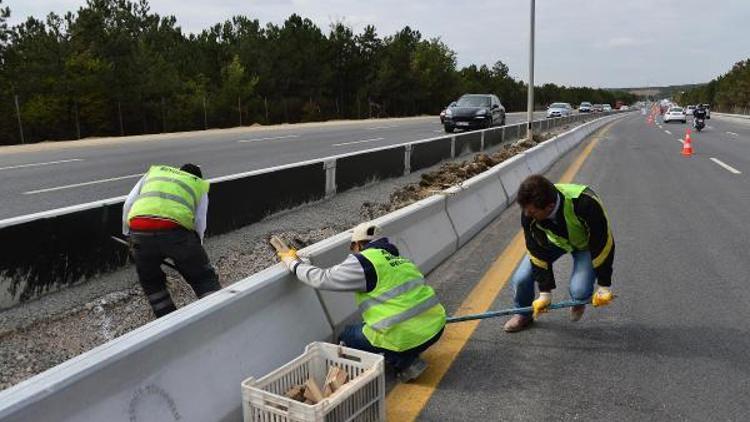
[536,183,589,252]
[128,165,209,231]
[143,176,199,206]
[355,247,446,352]
[357,277,425,314]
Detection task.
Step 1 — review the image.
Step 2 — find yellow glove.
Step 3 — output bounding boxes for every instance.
[277,249,300,270]
[592,286,614,307]
[532,292,552,319]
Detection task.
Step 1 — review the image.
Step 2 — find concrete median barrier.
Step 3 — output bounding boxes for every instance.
[444,168,508,247]
[524,140,559,174]
[0,266,333,422]
[496,153,532,202]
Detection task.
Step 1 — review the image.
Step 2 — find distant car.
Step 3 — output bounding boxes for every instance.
[685,105,696,115]
[664,107,687,123]
[579,102,593,112]
[602,104,612,112]
[702,103,711,119]
[443,94,506,133]
[619,105,630,110]
[592,104,604,112]
[546,102,573,118]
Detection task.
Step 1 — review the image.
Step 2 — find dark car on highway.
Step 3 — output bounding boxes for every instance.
[443,94,506,133]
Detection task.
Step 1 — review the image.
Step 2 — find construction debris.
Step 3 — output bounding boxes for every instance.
[282,366,351,405]
[303,378,325,403]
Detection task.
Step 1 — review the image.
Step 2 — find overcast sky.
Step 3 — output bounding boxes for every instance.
[6,0,750,88]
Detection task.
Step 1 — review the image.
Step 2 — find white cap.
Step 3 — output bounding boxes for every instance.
[351,222,382,243]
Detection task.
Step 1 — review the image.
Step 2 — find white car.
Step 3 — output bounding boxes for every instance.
[602,104,612,112]
[546,102,573,118]
[619,105,629,111]
[664,107,687,123]
[685,105,696,115]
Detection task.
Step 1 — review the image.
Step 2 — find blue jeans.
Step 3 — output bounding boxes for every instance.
[338,323,444,371]
[511,250,596,316]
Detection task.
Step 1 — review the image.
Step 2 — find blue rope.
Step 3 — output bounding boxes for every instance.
[446,300,590,324]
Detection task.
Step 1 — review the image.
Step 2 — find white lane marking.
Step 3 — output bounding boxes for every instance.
[332,137,385,147]
[707,126,714,130]
[433,129,444,133]
[366,125,398,130]
[677,138,684,144]
[237,135,298,143]
[0,158,84,171]
[710,158,742,174]
[664,130,672,135]
[24,174,142,195]
[727,131,739,136]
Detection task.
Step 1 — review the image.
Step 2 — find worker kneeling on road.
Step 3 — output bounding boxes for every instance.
[504,175,615,333]
[123,163,221,318]
[279,223,446,382]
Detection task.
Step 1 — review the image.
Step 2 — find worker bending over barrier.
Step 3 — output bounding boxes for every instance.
[278,223,446,382]
[123,163,221,318]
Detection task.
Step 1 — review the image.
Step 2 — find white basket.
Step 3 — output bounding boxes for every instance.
[242,342,385,422]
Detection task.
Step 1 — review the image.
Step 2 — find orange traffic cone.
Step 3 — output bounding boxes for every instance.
[682,128,693,156]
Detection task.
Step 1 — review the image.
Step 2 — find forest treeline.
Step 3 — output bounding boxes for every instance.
[0,0,637,144]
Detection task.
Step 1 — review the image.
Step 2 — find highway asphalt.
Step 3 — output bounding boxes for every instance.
[392,113,750,420]
[0,111,546,220]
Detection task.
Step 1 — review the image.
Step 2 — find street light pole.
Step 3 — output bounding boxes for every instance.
[527,0,536,141]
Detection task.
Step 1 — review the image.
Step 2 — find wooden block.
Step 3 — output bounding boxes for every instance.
[323,384,333,398]
[323,366,349,395]
[270,236,290,253]
[284,385,305,402]
[303,378,324,404]
[331,368,348,391]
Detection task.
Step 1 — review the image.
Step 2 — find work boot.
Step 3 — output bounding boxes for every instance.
[397,358,428,382]
[570,305,586,322]
[503,315,533,333]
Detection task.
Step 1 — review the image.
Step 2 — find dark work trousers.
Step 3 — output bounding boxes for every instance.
[339,323,444,371]
[130,228,221,317]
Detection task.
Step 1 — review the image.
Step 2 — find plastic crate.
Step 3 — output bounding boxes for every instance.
[242,342,385,422]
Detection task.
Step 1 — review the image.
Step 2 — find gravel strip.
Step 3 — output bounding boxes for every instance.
[0,121,586,391]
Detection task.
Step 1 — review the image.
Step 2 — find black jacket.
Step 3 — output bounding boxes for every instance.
[521,187,615,292]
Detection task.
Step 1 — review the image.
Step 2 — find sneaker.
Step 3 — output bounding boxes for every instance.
[570,305,585,322]
[503,314,533,333]
[397,358,428,382]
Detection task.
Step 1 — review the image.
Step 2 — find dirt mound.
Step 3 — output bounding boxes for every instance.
[360,134,547,219]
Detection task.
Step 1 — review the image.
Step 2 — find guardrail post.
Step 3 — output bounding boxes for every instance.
[324,159,337,198]
[480,130,485,151]
[501,126,506,144]
[404,144,412,176]
[450,135,456,158]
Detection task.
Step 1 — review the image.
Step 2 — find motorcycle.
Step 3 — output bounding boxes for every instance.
[694,117,705,132]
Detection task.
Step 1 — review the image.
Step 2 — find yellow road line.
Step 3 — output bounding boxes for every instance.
[385,123,613,421]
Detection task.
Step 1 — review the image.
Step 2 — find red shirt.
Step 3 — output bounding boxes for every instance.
[129,217,180,231]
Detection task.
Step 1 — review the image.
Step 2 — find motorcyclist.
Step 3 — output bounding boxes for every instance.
[693,105,707,128]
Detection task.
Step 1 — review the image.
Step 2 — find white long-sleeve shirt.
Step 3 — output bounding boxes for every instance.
[292,254,368,292]
[122,176,209,241]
